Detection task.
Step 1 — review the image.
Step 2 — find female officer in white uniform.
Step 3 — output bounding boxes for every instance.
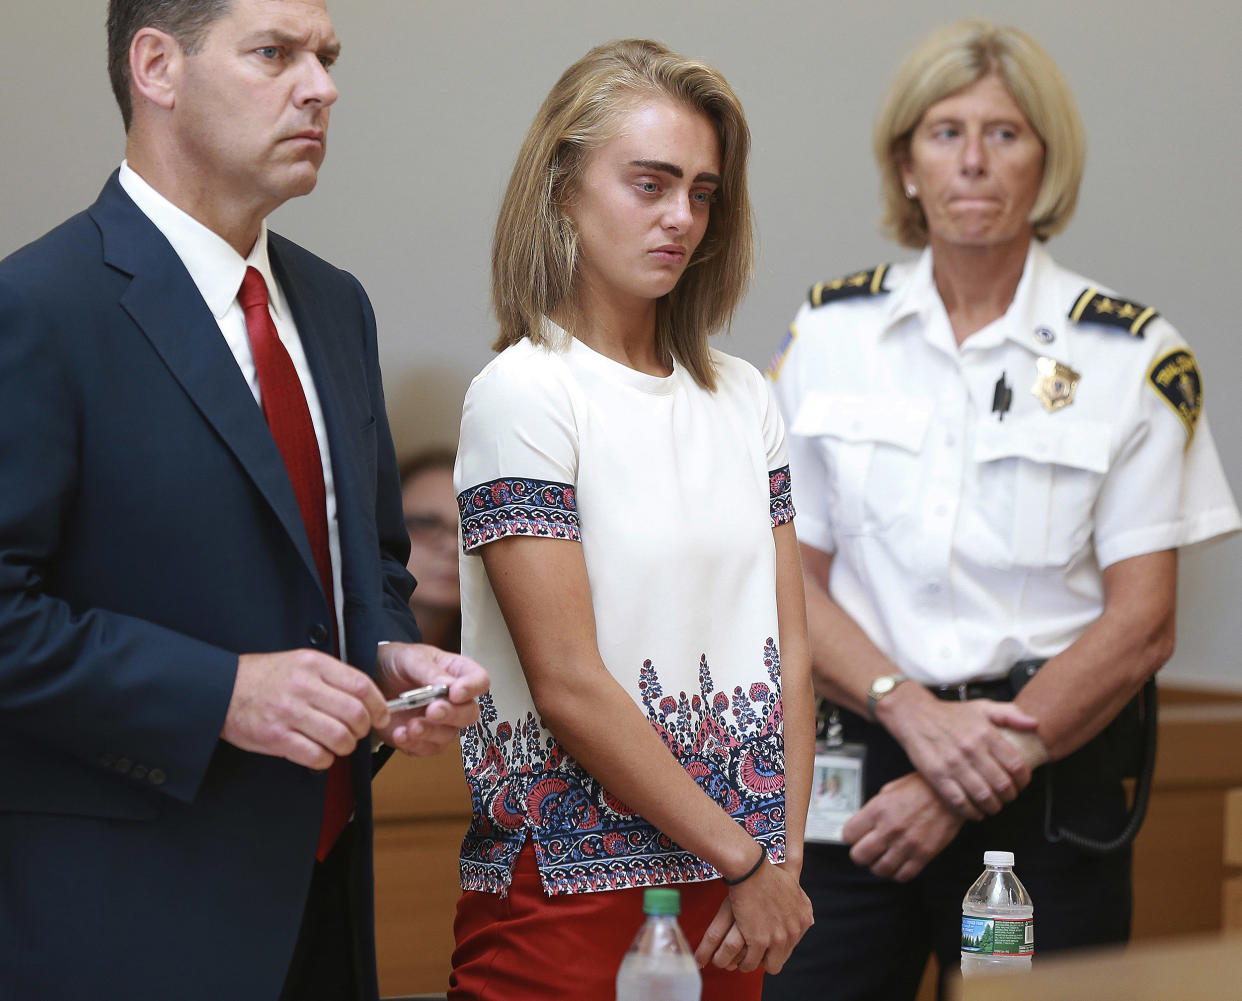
[763,18,1240,1001]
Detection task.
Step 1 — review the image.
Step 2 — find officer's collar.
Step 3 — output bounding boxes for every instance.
[880,241,1071,364]
[879,246,934,332]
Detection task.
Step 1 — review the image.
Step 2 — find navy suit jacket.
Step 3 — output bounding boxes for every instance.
[0,173,420,1000]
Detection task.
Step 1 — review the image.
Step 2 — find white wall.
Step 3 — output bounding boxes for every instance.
[3,0,1239,687]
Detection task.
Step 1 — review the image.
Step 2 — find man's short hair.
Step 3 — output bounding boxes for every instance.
[107,0,232,130]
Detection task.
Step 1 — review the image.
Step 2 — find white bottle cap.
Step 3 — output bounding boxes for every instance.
[984,850,1014,866]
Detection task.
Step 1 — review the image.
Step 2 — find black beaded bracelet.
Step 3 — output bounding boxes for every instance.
[722,845,768,886]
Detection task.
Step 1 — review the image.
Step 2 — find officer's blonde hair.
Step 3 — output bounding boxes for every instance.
[873,19,1086,248]
[490,38,753,392]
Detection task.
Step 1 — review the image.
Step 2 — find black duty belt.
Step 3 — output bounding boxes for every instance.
[928,678,1013,701]
[926,659,1046,702]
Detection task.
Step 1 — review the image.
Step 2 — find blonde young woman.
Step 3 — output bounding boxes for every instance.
[448,39,814,1001]
[765,19,1240,1000]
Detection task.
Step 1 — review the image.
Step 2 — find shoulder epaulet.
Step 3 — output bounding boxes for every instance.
[808,265,890,308]
[1068,287,1158,337]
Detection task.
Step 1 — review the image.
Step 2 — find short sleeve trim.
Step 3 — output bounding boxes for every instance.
[458,477,581,551]
[769,464,795,527]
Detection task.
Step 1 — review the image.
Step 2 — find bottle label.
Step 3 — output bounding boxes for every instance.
[960,916,1034,957]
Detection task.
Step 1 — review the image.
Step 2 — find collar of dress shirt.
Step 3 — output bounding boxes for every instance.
[117,161,287,325]
[877,240,1070,362]
[992,240,1071,363]
[878,245,935,335]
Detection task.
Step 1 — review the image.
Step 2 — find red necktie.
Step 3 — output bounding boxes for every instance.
[239,266,353,862]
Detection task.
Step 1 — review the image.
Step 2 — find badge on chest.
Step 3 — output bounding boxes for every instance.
[1032,356,1081,412]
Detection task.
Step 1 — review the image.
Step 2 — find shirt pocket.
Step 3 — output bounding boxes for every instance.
[790,392,932,536]
[973,419,1112,568]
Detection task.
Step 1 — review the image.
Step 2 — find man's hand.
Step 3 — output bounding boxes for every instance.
[878,683,1039,818]
[222,649,390,769]
[373,642,489,755]
[694,859,814,975]
[843,772,963,882]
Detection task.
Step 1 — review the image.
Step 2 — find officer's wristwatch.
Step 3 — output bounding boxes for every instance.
[866,673,912,720]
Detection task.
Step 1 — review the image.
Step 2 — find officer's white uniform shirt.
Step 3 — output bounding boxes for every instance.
[771,241,1240,687]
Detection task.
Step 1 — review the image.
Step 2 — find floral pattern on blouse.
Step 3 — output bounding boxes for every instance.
[458,638,786,895]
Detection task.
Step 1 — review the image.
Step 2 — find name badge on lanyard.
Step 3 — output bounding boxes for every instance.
[805,705,865,844]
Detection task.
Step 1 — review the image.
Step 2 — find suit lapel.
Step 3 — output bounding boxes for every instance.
[89,174,320,588]
[270,241,371,646]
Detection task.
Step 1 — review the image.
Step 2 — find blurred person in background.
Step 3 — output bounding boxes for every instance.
[764,18,1240,1001]
[401,448,462,652]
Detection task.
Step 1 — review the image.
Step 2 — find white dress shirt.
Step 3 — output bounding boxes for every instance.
[771,241,1240,686]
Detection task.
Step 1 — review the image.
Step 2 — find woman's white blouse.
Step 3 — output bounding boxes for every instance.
[454,324,793,896]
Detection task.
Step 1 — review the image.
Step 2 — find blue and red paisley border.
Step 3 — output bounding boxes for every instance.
[457,465,793,552]
[458,476,579,550]
[769,464,794,526]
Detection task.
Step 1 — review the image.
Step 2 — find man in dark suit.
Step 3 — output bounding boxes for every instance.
[0,1,488,999]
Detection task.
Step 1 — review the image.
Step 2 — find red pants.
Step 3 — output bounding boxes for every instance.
[449,842,763,1001]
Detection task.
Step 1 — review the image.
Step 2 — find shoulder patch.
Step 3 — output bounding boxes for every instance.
[1147,348,1201,444]
[1068,287,1158,337]
[808,264,890,307]
[766,324,797,380]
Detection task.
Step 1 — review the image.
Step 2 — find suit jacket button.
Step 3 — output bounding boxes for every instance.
[308,623,330,647]
[147,769,166,786]
[131,764,148,780]
[115,757,132,774]
[99,753,116,768]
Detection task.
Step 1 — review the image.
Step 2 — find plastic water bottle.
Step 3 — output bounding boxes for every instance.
[616,887,701,1001]
[960,850,1034,978]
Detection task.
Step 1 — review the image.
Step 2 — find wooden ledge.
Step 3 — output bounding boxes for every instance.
[954,932,1242,1000]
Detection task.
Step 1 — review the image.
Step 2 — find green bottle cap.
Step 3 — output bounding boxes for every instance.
[642,888,681,916]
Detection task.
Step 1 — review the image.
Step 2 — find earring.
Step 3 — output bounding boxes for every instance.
[905,184,918,199]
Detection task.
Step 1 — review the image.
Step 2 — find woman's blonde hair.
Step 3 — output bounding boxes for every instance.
[873,19,1086,248]
[491,39,753,391]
